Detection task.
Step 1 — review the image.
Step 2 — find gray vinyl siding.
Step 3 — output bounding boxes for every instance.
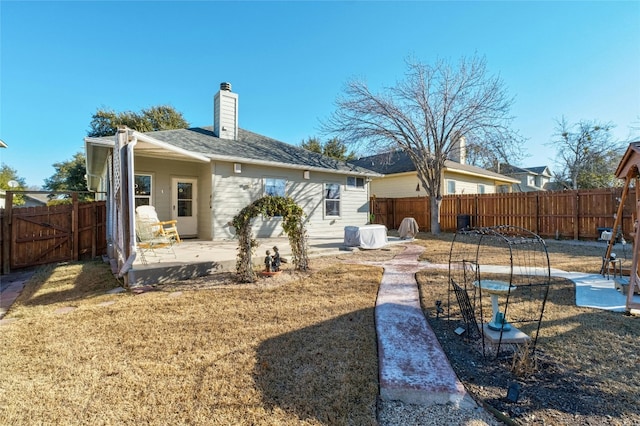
[211,162,370,240]
[133,156,371,241]
[198,162,214,240]
[134,155,211,238]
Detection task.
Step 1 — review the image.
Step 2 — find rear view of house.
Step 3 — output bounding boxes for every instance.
[85,83,380,243]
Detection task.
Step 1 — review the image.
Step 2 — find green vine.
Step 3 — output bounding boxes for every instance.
[231,196,309,282]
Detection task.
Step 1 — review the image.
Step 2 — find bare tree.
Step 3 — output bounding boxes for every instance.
[549,117,622,189]
[323,55,522,233]
[465,133,523,171]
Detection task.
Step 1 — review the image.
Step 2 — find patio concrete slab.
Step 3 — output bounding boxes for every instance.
[125,236,383,286]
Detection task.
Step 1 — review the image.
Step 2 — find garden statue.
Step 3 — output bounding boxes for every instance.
[264,250,273,272]
[272,246,281,272]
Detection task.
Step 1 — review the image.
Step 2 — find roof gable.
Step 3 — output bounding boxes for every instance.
[524,166,552,176]
[500,164,552,177]
[615,141,640,178]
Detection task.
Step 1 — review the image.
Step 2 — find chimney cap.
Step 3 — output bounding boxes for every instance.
[220,82,232,91]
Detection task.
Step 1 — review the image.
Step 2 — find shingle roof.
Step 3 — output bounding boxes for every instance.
[500,164,551,176]
[350,151,416,174]
[525,166,551,175]
[352,150,518,182]
[500,164,531,174]
[94,126,378,176]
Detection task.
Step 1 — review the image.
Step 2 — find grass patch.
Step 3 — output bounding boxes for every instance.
[0,260,381,425]
[2,236,639,424]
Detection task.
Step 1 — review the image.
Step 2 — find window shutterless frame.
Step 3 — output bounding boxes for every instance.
[324,182,341,217]
[134,173,153,208]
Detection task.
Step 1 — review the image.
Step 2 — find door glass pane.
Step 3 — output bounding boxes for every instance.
[178,200,192,217]
[177,182,193,217]
[178,183,192,200]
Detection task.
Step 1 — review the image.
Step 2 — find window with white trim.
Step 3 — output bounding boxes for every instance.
[324,183,341,217]
[447,180,456,195]
[134,174,152,208]
[477,184,486,194]
[346,176,365,190]
[264,177,286,197]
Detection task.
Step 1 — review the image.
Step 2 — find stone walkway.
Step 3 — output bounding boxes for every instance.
[0,268,36,319]
[371,244,476,407]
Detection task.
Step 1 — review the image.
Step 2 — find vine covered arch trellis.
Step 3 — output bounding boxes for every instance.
[231,196,309,283]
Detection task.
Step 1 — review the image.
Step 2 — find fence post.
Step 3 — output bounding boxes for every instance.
[91,202,97,258]
[392,198,396,229]
[72,192,79,260]
[2,191,12,274]
[573,191,579,240]
[535,193,539,235]
[474,194,478,228]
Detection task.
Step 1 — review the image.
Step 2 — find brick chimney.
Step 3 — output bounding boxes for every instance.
[214,82,238,140]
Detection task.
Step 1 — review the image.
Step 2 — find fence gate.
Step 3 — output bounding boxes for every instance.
[11,204,74,269]
[1,191,107,274]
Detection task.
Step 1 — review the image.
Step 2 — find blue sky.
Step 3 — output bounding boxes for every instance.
[1,1,639,188]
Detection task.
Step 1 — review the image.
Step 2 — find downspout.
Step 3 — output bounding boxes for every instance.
[118,131,138,278]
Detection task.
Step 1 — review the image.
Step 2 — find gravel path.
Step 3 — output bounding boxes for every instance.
[378,400,501,425]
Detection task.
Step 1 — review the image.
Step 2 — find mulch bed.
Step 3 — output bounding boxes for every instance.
[424,284,640,426]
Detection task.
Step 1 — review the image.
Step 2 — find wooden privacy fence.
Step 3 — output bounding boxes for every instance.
[0,192,107,274]
[371,188,636,240]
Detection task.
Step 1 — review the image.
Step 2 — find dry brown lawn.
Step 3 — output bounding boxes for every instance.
[2,236,639,425]
[0,250,396,425]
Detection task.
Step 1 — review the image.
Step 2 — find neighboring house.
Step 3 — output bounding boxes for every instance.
[351,149,519,198]
[499,164,553,192]
[22,193,48,207]
[0,191,48,208]
[84,83,380,242]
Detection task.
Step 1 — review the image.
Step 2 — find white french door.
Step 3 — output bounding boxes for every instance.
[172,178,197,237]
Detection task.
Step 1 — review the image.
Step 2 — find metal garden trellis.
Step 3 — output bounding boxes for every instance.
[448,225,551,358]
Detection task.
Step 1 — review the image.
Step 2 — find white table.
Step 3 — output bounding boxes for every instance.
[344,224,388,249]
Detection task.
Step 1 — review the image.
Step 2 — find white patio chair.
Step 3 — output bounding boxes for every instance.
[135,205,181,243]
[135,215,177,264]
